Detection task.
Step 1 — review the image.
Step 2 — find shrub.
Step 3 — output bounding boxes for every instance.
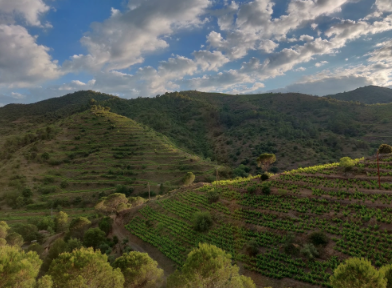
[260,173,270,181]
[300,244,319,260]
[245,239,259,256]
[262,186,271,195]
[247,186,256,194]
[60,181,69,189]
[206,190,219,203]
[379,144,392,154]
[183,172,196,186]
[309,231,328,247]
[193,211,213,232]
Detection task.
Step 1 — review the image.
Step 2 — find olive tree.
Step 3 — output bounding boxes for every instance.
[113,251,164,288]
[183,172,196,186]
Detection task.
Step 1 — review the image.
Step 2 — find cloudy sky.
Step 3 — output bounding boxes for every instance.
[0,0,392,106]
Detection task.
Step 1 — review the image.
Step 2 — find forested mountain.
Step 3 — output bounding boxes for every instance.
[1,89,392,174]
[325,85,392,104]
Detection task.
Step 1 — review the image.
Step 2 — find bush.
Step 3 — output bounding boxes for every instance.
[260,173,270,181]
[379,144,392,154]
[193,211,213,232]
[262,186,271,195]
[206,190,219,203]
[247,186,256,194]
[309,231,328,246]
[300,244,319,260]
[245,239,259,256]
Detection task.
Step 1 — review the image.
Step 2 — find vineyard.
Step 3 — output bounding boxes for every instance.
[0,109,217,224]
[125,154,392,287]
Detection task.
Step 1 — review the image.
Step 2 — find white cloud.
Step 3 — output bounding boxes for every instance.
[258,39,279,53]
[374,0,392,13]
[315,60,328,67]
[0,0,51,27]
[63,0,210,73]
[11,92,24,99]
[0,24,61,88]
[193,50,230,71]
[299,35,314,42]
[295,67,306,71]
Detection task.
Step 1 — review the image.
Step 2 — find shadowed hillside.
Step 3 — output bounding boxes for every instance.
[326,85,392,104]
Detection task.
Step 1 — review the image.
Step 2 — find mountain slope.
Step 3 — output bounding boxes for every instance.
[0,108,220,218]
[123,153,392,287]
[325,85,392,104]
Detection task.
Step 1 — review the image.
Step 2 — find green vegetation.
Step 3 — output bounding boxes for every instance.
[167,243,255,288]
[113,251,164,288]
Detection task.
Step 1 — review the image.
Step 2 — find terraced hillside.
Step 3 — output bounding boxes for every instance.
[0,108,219,223]
[123,152,392,288]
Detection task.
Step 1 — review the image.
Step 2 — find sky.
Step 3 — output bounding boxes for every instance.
[0,0,392,106]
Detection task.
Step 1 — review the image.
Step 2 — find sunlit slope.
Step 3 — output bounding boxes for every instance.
[124,153,392,288]
[0,109,218,216]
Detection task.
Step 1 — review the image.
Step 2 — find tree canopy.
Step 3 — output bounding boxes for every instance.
[183,172,196,186]
[113,251,164,288]
[0,245,42,288]
[330,257,386,288]
[83,228,106,250]
[257,153,276,171]
[167,243,255,288]
[95,193,130,214]
[48,247,124,288]
[379,144,392,154]
[55,211,69,233]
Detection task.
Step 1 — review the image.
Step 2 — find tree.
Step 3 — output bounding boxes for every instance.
[83,228,106,250]
[48,247,124,288]
[55,211,68,232]
[68,217,91,239]
[300,244,319,260]
[183,172,196,186]
[167,243,255,288]
[380,264,392,288]
[95,193,129,214]
[12,223,39,242]
[340,157,355,172]
[28,243,44,257]
[98,217,113,235]
[257,153,276,171]
[113,251,164,288]
[206,190,219,203]
[0,221,9,239]
[6,232,24,247]
[330,257,386,288]
[41,238,68,273]
[37,275,53,288]
[0,245,42,288]
[379,144,392,154]
[193,211,213,232]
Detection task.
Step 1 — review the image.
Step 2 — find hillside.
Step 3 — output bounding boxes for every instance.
[0,108,219,223]
[121,152,392,288]
[99,90,392,173]
[326,85,392,104]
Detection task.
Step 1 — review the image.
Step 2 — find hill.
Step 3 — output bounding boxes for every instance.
[0,108,220,223]
[325,85,392,104]
[1,89,392,175]
[100,90,392,173]
[121,152,392,287]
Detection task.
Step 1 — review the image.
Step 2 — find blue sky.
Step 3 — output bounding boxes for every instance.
[0,0,392,106]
